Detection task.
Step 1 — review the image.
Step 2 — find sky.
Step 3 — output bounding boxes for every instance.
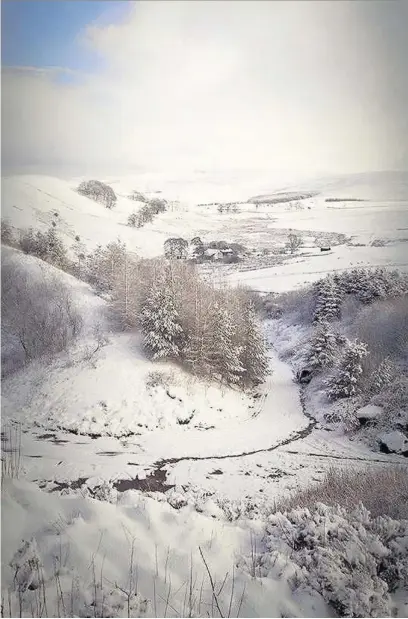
[2,0,408,178]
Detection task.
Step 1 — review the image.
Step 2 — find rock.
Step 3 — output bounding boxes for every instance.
[356,405,383,426]
[378,430,408,456]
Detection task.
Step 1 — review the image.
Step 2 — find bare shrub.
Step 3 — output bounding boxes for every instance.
[77,180,117,209]
[1,254,83,370]
[276,465,408,519]
[145,370,172,389]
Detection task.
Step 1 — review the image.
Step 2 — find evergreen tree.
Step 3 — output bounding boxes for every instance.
[308,322,340,370]
[369,357,396,395]
[313,275,342,323]
[208,303,245,384]
[326,339,368,400]
[239,300,268,386]
[140,282,184,360]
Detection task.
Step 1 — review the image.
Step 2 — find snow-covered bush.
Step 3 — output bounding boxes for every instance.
[1,253,83,369]
[277,465,408,520]
[264,503,408,617]
[326,339,368,400]
[77,179,117,209]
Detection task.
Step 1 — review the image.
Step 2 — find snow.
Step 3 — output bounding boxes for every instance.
[1,478,332,618]
[379,431,408,455]
[2,169,408,616]
[356,405,384,421]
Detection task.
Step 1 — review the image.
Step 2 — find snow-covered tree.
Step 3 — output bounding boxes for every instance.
[239,300,268,386]
[140,283,185,360]
[127,211,139,227]
[86,239,127,292]
[129,190,147,202]
[368,357,397,395]
[313,275,342,323]
[148,198,167,214]
[326,339,368,400]
[190,237,205,262]
[164,237,188,260]
[44,226,67,267]
[286,233,302,254]
[207,303,245,384]
[308,322,340,370]
[77,180,117,209]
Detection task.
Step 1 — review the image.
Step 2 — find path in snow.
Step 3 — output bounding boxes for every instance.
[7,345,404,503]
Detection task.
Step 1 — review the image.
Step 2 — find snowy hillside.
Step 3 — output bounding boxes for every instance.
[2,169,408,617]
[3,171,408,282]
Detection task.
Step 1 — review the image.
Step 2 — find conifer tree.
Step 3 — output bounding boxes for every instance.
[326,339,368,400]
[140,282,185,360]
[308,321,339,370]
[239,300,268,386]
[369,357,396,395]
[208,302,245,384]
[313,275,342,323]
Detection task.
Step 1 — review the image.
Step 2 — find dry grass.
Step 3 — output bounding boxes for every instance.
[277,465,408,519]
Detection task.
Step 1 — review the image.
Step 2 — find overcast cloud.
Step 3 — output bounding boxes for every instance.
[3,0,408,177]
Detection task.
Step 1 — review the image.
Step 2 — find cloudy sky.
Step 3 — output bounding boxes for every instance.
[2,0,408,177]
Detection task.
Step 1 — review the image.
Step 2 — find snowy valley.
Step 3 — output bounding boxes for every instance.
[1,170,408,618]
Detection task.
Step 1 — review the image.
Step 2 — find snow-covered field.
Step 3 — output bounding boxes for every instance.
[2,169,408,617]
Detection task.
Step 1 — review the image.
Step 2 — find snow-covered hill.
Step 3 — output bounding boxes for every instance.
[2,169,408,617]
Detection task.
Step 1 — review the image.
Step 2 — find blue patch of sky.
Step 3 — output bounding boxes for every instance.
[1,0,131,75]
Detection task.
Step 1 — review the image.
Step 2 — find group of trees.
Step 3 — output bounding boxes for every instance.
[6,221,268,387]
[109,257,268,387]
[306,267,408,402]
[128,198,168,228]
[77,180,117,209]
[19,225,69,269]
[312,268,408,324]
